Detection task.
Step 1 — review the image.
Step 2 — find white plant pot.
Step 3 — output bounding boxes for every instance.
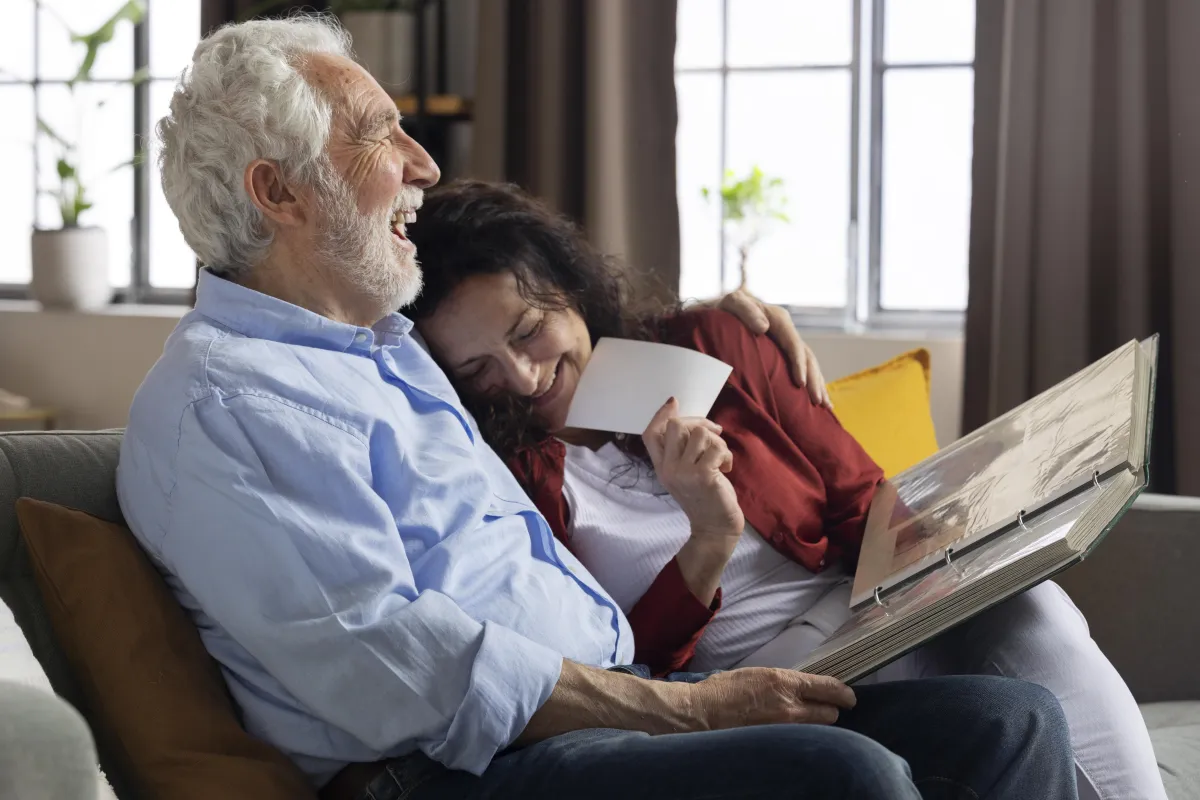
[30,227,111,311]
[341,10,417,91]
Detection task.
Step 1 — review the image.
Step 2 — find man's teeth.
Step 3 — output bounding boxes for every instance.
[390,209,418,226]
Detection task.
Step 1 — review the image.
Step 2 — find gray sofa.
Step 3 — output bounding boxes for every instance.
[1,430,1197,798]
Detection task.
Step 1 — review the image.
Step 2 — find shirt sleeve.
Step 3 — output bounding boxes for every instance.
[160,393,563,775]
[626,558,720,675]
[749,332,885,565]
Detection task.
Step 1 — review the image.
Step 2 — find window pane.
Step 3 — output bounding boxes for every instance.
[879,68,973,311]
[149,0,200,80]
[149,81,196,288]
[676,0,723,70]
[39,0,135,80]
[0,87,36,284]
[728,0,852,67]
[36,84,134,287]
[0,1,35,80]
[725,71,850,307]
[885,0,975,64]
[676,73,723,301]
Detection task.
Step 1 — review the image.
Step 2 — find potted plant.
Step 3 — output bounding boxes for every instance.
[703,166,790,291]
[30,0,146,312]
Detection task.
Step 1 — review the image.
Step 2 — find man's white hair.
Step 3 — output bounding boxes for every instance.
[157,16,352,277]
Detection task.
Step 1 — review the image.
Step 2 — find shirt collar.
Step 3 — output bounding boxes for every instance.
[194,267,414,351]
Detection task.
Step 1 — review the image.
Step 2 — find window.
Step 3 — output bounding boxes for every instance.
[0,0,201,302]
[675,0,975,325]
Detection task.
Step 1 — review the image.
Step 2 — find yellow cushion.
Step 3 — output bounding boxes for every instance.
[827,348,939,477]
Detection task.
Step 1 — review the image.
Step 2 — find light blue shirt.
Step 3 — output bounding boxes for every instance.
[117,269,635,784]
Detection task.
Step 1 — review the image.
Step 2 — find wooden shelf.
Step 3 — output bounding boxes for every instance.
[393,94,473,120]
[0,407,56,431]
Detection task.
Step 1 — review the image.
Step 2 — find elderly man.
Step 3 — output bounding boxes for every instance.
[117,15,1078,800]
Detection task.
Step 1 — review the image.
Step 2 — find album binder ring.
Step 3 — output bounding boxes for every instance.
[873,586,890,614]
[1092,470,1102,490]
[1017,510,1030,532]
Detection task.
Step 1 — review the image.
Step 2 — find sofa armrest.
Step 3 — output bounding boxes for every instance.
[1056,493,1200,704]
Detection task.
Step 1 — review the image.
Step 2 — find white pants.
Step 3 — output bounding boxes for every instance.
[736,580,1166,800]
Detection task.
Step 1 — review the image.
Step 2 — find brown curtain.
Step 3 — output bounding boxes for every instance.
[964,0,1200,495]
[471,0,681,303]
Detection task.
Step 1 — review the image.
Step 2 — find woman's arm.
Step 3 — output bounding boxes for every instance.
[657,308,884,567]
[625,555,722,675]
[747,331,884,557]
[512,441,730,675]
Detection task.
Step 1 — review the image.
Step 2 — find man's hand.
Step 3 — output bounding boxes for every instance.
[686,668,858,729]
[517,661,856,747]
[713,289,832,409]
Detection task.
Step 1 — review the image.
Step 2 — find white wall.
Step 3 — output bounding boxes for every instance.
[0,302,182,430]
[0,304,965,443]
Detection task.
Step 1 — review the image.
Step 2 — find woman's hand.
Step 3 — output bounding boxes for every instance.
[714,289,832,408]
[642,398,745,543]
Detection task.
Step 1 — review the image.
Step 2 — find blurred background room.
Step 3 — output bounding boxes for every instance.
[0,0,1194,498]
[1,2,1199,797]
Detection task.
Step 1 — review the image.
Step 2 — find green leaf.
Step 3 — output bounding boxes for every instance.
[70,0,146,85]
[56,159,77,180]
[130,65,150,86]
[37,118,73,150]
[107,147,147,173]
[710,164,790,246]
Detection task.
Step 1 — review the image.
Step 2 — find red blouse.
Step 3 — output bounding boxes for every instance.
[508,309,885,674]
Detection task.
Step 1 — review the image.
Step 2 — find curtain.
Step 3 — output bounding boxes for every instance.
[471,0,681,304]
[964,0,1200,495]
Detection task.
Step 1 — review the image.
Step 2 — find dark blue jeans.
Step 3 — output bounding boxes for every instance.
[352,672,1077,800]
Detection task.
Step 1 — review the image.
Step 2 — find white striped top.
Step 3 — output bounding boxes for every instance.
[560,440,845,672]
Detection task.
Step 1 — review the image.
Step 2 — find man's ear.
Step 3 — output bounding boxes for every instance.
[244,159,307,227]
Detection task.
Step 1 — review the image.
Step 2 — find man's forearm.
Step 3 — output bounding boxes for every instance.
[516,660,696,745]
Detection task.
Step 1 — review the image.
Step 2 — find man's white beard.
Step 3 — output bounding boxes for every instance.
[313,170,423,314]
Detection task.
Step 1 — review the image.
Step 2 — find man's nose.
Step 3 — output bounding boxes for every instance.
[401,132,441,189]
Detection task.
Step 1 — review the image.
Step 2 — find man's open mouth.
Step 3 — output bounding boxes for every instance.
[390,208,418,241]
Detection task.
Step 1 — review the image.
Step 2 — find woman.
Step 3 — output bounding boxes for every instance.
[406,180,1163,800]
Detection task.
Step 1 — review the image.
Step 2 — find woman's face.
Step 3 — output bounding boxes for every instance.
[417,271,593,432]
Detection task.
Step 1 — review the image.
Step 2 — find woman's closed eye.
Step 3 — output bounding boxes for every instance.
[514,316,545,343]
[459,363,490,390]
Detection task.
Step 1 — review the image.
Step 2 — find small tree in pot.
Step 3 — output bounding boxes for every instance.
[703,166,790,292]
[30,0,145,311]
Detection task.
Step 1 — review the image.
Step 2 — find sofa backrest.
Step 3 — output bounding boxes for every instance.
[0,430,139,798]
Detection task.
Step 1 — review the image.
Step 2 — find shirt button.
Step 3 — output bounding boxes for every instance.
[354,332,368,343]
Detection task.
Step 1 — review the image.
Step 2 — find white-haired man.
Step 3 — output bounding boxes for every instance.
[117,16,1079,800]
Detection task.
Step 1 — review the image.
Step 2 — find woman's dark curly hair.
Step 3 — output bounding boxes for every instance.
[404,179,662,461]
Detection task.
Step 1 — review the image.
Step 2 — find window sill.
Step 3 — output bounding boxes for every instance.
[793,321,965,341]
[0,300,188,319]
[786,310,964,341]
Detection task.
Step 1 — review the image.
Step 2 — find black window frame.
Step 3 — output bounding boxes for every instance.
[0,2,196,305]
[675,0,975,330]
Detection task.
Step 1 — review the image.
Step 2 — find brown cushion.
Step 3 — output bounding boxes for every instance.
[15,498,317,800]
